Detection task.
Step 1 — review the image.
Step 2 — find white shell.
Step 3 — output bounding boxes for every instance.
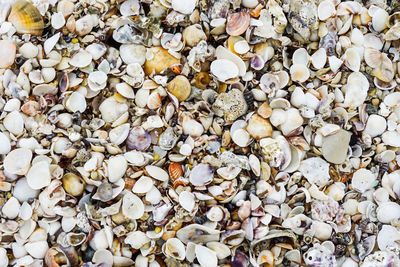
[195,245,218,267]
[65,91,86,113]
[107,155,127,183]
[376,202,400,223]
[145,165,169,182]
[318,0,336,21]
[88,71,108,91]
[351,168,376,193]
[122,191,144,220]
[125,231,150,249]
[2,196,20,219]
[4,110,24,136]
[120,44,146,65]
[299,157,330,186]
[179,191,196,212]
[364,114,386,137]
[69,50,93,68]
[311,48,327,69]
[210,59,239,82]
[116,83,135,99]
[24,241,48,259]
[27,161,51,190]
[4,148,32,175]
[0,132,11,154]
[171,0,196,14]
[132,176,154,194]
[163,238,186,260]
[290,64,310,83]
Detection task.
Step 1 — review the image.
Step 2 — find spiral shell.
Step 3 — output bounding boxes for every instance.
[226,12,250,36]
[8,0,44,36]
[169,162,183,181]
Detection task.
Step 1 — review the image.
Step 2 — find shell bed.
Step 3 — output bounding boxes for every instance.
[0,0,400,266]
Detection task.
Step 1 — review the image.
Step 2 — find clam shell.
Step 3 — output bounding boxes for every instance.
[171,0,196,14]
[290,64,310,83]
[226,12,250,36]
[195,245,218,267]
[179,191,196,212]
[146,165,169,182]
[8,0,44,36]
[189,163,214,186]
[210,59,239,82]
[144,47,180,75]
[122,191,144,220]
[126,126,151,151]
[62,173,85,196]
[163,238,186,260]
[4,147,32,175]
[376,202,400,223]
[107,155,127,183]
[27,161,51,190]
[351,168,376,193]
[169,162,183,181]
[132,176,154,194]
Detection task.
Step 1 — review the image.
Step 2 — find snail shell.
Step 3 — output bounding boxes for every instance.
[8,0,44,36]
[226,12,250,36]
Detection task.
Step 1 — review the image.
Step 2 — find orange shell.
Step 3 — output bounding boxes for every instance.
[168,162,183,181]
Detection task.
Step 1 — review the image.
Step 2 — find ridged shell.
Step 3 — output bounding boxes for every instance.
[169,162,183,181]
[226,12,250,36]
[8,0,44,36]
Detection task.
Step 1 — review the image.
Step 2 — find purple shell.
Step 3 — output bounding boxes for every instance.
[126,126,151,151]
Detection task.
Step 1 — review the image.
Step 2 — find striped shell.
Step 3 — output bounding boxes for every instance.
[226,12,250,36]
[8,0,44,36]
[169,162,183,181]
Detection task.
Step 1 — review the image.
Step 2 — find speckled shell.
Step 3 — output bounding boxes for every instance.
[169,162,183,181]
[8,0,44,36]
[288,0,318,41]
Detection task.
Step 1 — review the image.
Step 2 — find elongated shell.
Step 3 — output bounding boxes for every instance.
[8,0,44,36]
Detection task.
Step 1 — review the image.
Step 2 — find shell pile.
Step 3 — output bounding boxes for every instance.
[1,0,400,266]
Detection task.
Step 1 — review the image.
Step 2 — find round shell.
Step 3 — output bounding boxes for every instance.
[226,12,250,36]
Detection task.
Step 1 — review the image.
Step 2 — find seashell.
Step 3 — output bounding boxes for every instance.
[0,40,16,69]
[144,47,180,75]
[181,114,204,137]
[122,191,144,220]
[311,48,327,69]
[364,114,386,137]
[162,238,186,260]
[343,47,360,72]
[120,44,146,65]
[13,178,39,202]
[145,165,169,182]
[179,191,196,212]
[132,176,154,194]
[75,15,94,36]
[8,0,44,36]
[88,71,107,91]
[299,157,330,186]
[65,92,86,113]
[377,225,400,251]
[2,196,20,219]
[147,91,162,110]
[215,45,246,76]
[210,59,239,82]
[189,163,214,186]
[109,123,130,145]
[24,241,49,259]
[371,7,388,32]
[195,245,218,267]
[120,0,140,17]
[234,40,250,54]
[370,53,394,82]
[288,0,318,40]
[182,24,207,47]
[4,147,32,175]
[99,95,128,123]
[292,48,310,66]
[125,231,150,249]
[280,108,303,136]
[19,42,38,58]
[51,12,65,30]
[62,173,85,196]
[69,50,93,68]
[169,163,183,181]
[116,83,135,99]
[376,202,400,223]
[318,0,336,21]
[108,155,127,183]
[322,129,351,164]
[290,64,310,83]
[4,110,24,136]
[213,89,248,122]
[27,161,51,190]
[0,132,11,155]
[167,75,191,102]
[246,114,273,139]
[381,131,400,147]
[171,0,196,14]
[351,168,376,193]
[226,11,250,36]
[126,126,151,151]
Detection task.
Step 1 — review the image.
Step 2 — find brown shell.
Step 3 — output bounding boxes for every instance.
[8,0,44,36]
[226,12,250,36]
[169,162,183,181]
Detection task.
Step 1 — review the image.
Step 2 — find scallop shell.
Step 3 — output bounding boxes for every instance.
[226,11,250,36]
[8,0,44,36]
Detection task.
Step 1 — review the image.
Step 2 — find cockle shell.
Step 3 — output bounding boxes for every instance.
[8,0,44,36]
[169,162,183,181]
[226,11,250,36]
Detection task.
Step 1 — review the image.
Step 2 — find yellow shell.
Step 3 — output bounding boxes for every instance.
[144,47,180,75]
[8,0,44,36]
[167,75,191,102]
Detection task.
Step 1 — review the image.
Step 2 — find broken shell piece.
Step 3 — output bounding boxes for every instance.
[322,130,351,164]
[132,176,154,194]
[88,71,108,91]
[122,191,144,220]
[246,114,273,139]
[171,0,196,14]
[299,157,330,187]
[290,64,310,83]
[0,40,16,69]
[179,191,196,212]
